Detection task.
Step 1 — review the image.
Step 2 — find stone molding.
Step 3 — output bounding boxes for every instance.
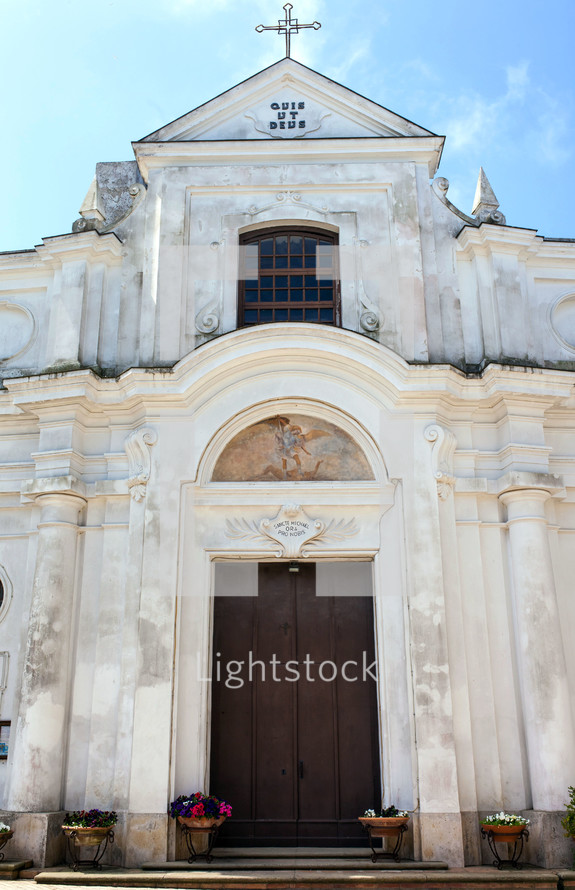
[431,177,478,227]
[125,427,158,502]
[424,424,456,498]
[0,565,12,625]
[0,301,37,363]
[549,290,575,353]
[0,650,9,713]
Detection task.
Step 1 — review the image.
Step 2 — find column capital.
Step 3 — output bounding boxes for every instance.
[21,476,87,525]
[495,470,564,499]
[21,475,87,503]
[499,487,553,522]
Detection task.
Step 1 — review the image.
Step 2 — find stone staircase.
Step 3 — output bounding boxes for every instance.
[27,847,575,889]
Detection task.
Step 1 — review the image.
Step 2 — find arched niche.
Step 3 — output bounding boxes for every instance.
[199,400,387,487]
[212,413,374,483]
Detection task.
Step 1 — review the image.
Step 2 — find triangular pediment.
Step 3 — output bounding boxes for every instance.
[140,58,435,143]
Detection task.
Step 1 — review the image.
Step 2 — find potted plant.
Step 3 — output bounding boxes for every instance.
[62,809,118,844]
[359,805,410,832]
[358,806,410,862]
[169,792,232,862]
[0,822,13,861]
[480,812,530,869]
[62,809,117,870]
[480,811,530,841]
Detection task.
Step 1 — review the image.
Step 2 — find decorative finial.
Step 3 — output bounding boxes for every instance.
[256,3,321,59]
[72,175,105,233]
[472,167,506,225]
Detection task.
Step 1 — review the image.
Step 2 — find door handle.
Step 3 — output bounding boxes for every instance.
[299,760,304,779]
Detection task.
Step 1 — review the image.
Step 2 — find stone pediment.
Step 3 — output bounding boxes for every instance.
[139,58,435,143]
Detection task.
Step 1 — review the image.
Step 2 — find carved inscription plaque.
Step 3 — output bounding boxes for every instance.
[246,100,329,139]
[269,100,306,131]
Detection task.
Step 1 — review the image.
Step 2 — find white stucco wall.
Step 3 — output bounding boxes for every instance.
[0,58,574,869]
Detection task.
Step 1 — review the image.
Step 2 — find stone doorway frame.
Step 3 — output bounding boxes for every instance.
[168,400,415,859]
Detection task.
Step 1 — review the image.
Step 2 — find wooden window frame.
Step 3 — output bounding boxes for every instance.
[238,226,341,328]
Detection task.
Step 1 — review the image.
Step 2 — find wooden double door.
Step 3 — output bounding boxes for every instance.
[210,562,381,846]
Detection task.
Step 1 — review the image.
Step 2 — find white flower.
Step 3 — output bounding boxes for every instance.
[0,823,11,832]
[482,811,529,827]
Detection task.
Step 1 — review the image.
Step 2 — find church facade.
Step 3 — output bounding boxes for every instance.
[0,58,574,868]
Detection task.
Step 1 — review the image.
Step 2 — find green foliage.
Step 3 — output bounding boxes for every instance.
[561,786,575,838]
[362,806,409,818]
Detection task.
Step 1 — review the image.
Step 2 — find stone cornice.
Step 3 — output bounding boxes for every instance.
[457,224,575,265]
[35,231,123,265]
[3,326,574,419]
[457,224,539,258]
[132,136,445,180]
[0,232,123,271]
[455,471,565,498]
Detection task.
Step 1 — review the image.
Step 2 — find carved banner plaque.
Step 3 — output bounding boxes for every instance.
[225,503,358,559]
[262,504,321,558]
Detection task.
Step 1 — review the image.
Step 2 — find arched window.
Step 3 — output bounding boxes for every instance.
[238,227,340,327]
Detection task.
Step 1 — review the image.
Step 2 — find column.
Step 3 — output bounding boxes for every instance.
[499,488,575,809]
[7,492,86,811]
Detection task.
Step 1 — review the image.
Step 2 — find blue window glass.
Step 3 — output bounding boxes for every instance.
[240,230,337,327]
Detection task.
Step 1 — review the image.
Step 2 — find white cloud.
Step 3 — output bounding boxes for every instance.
[437,60,571,170]
[444,96,498,151]
[532,100,572,166]
[506,61,530,100]
[326,39,371,82]
[441,60,531,152]
[402,59,440,83]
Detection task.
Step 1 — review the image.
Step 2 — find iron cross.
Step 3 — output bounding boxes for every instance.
[256,4,321,59]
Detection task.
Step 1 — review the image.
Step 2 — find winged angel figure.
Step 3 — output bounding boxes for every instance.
[259,415,330,480]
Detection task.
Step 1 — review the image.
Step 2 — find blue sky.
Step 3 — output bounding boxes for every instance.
[1,0,574,251]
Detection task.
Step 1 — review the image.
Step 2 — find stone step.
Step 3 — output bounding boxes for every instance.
[32,865,575,890]
[163,847,445,861]
[141,858,448,871]
[0,859,33,880]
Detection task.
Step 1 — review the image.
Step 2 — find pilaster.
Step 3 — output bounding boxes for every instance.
[6,487,86,811]
[499,486,575,810]
[405,421,464,866]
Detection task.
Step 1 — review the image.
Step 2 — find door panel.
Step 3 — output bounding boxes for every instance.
[254,566,296,831]
[210,562,380,845]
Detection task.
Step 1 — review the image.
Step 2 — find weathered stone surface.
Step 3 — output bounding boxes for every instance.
[0,811,65,867]
[0,56,574,874]
[124,814,168,868]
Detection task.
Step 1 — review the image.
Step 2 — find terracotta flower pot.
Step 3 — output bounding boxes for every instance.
[481,823,525,841]
[358,816,409,837]
[177,815,226,829]
[62,826,113,846]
